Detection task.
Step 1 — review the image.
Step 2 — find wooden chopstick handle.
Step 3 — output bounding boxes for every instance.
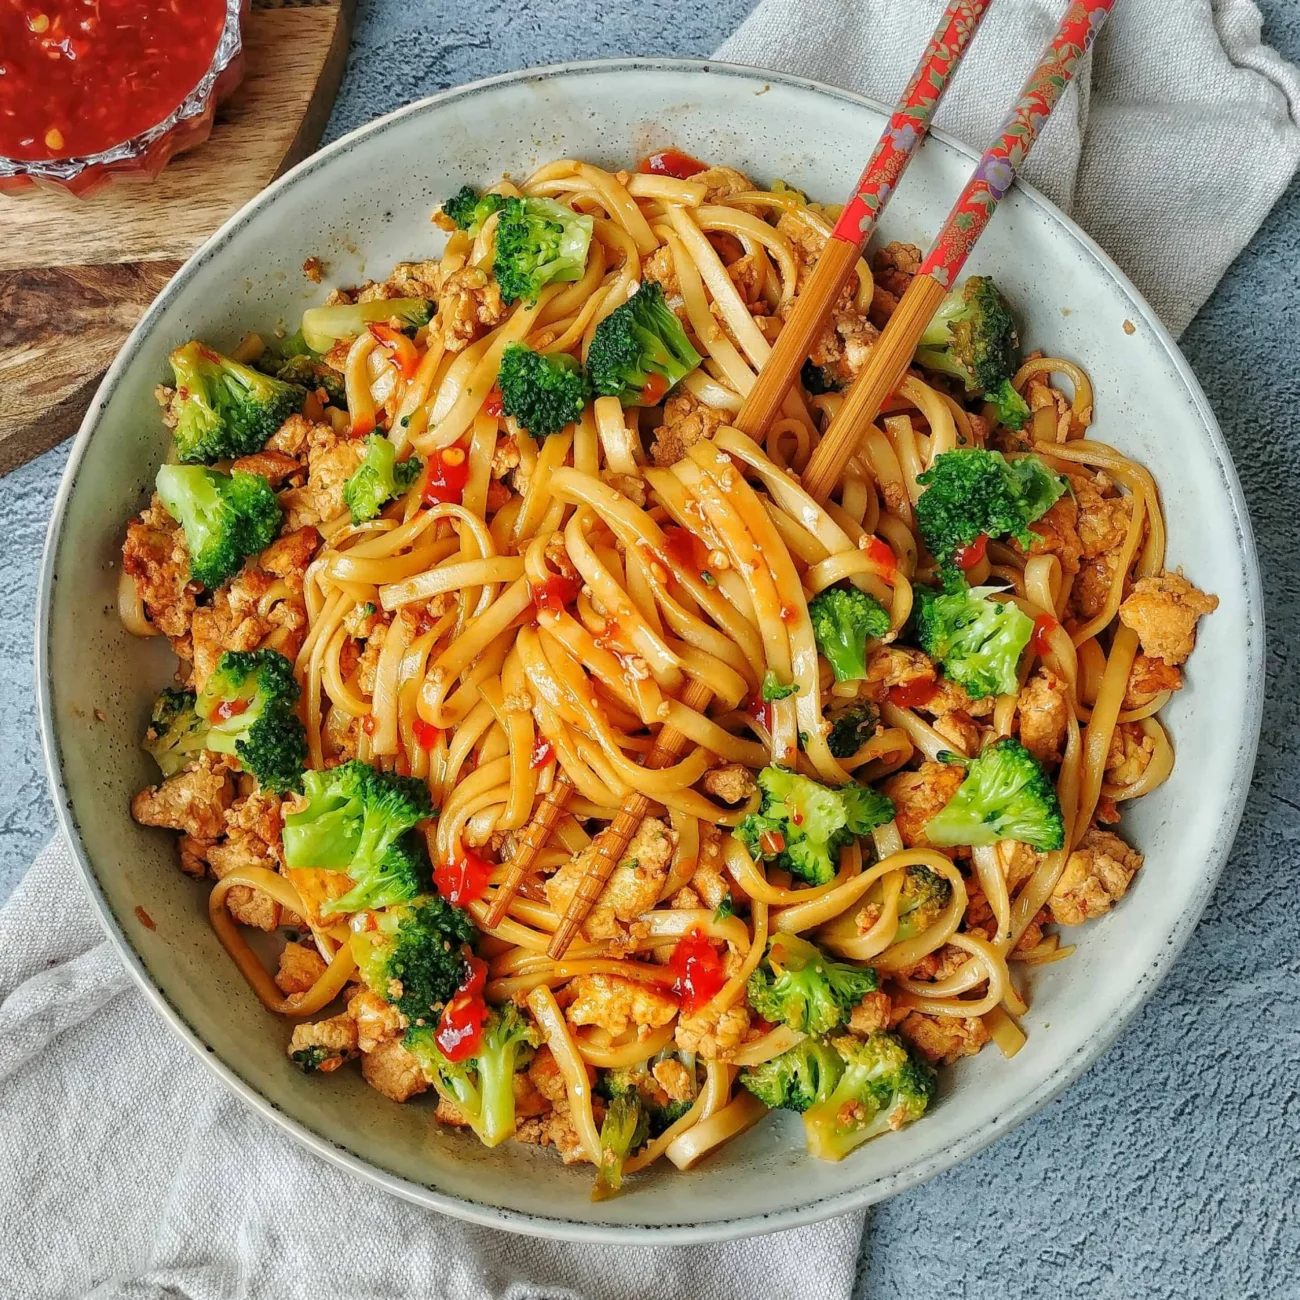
[802,0,1115,505]
[736,0,992,440]
[547,677,712,958]
[483,771,575,928]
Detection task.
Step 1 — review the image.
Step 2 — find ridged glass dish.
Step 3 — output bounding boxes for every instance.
[0,0,247,199]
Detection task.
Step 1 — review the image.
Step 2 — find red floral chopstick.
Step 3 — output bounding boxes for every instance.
[831,0,994,247]
[918,0,1116,286]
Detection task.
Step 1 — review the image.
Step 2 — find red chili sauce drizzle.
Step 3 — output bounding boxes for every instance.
[0,0,229,161]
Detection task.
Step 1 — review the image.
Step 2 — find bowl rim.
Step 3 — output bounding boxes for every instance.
[35,55,1265,1244]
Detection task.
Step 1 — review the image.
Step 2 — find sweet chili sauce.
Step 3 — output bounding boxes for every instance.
[433,849,494,906]
[0,0,230,161]
[638,149,708,180]
[436,956,490,1062]
[669,928,725,1015]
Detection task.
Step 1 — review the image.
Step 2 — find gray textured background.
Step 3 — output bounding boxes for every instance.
[6,1,1298,1294]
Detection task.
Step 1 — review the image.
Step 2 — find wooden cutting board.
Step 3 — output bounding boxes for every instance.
[0,0,356,475]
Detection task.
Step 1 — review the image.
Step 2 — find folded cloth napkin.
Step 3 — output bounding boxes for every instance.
[3,3,1298,1297]
[719,0,1300,336]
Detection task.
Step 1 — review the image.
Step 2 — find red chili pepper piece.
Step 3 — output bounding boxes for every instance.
[484,386,504,418]
[412,717,443,750]
[638,149,708,180]
[889,677,940,710]
[953,533,989,571]
[863,535,897,582]
[368,322,421,379]
[1031,612,1059,658]
[530,573,581,612]
[436,992,489,1061]
[669,927,725,1016]
[211,697,249,722]
[530,737,554,769]
[422,442,471,506]
[434,850,494,906]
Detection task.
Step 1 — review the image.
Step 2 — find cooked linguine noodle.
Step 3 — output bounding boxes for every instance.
[122,155,1218,1189]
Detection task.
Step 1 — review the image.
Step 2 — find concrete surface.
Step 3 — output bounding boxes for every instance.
[3,1,1297,1294]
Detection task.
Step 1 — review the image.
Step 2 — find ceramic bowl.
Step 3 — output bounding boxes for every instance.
[36,59,1264,1243]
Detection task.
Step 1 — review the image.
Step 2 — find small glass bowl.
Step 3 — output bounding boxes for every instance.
[0,0,249,200]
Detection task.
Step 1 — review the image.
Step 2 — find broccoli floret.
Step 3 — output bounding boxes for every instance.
[155,463,282,591]
[342,433,424,523]
[290,1045,337,1073]
[593,1091,650,1199]
[142,687,210,777]
[809,586,892,683]
[736,767,894,886]
[746,933,877,1035]
[587,281,703,405]
[405,1003,539,1147]
[168,341,305,463]
[351,894,476,1022]
[913,582,1034,700]
[195,649,307,793]
[326,831,432,916]
[803,1032,937,1161]
[915,448,1067,578]
[760,670,799,702]
[861,863,953,942]
[442,186,507,235]
[282,760,435,911]
[492,196,594,305]
[497,343,590,438]
[923,737,1064,850]
[740,1038,845,1113]
[826,702,878,759]
[274,353,348,407]
[600,1061,695,1136]
[914,276,1029,428]
[299,298,433,353]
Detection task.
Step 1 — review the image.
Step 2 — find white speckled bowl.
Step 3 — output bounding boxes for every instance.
[36,60,1263,1243]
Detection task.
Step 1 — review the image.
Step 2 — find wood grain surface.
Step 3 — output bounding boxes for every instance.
[0,0,356,474]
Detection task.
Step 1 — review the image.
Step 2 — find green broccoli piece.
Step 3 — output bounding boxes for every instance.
[274,353,348,408]
[405,1004,539,1147]
[195,649,307,793]
[299,299,434,354]
[497,343,590,438]
[290,1045,339,1073]
[803,1031,937,1161]
[168,340,305,463]
[913,582,1034,700]
[860,863,953,942]
[923,737,1064,850]
[325,831,432,917]
[142,688,209,777]
[809,586,892,683]
[282,760,435,912]
[600,1061,695,1136]
[740,1038,846,1113]
[825,702,878,759]
[587,281,703,405]
[593,1091,650,1199]
[736,767,894,887]
[155,463,282,591]
[492,196,594,305]
[746,933,877,1035]
[342,433,424,523]
[915,448,1067,578]
[351,894,475,1023]
[760,670,799,702]
[442,186,507,236]
[914,276,1029,428]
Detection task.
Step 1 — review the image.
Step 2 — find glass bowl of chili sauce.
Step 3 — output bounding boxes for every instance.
[0,0,248,198]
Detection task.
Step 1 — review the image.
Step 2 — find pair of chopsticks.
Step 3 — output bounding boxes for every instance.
[491,0,1115,957]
